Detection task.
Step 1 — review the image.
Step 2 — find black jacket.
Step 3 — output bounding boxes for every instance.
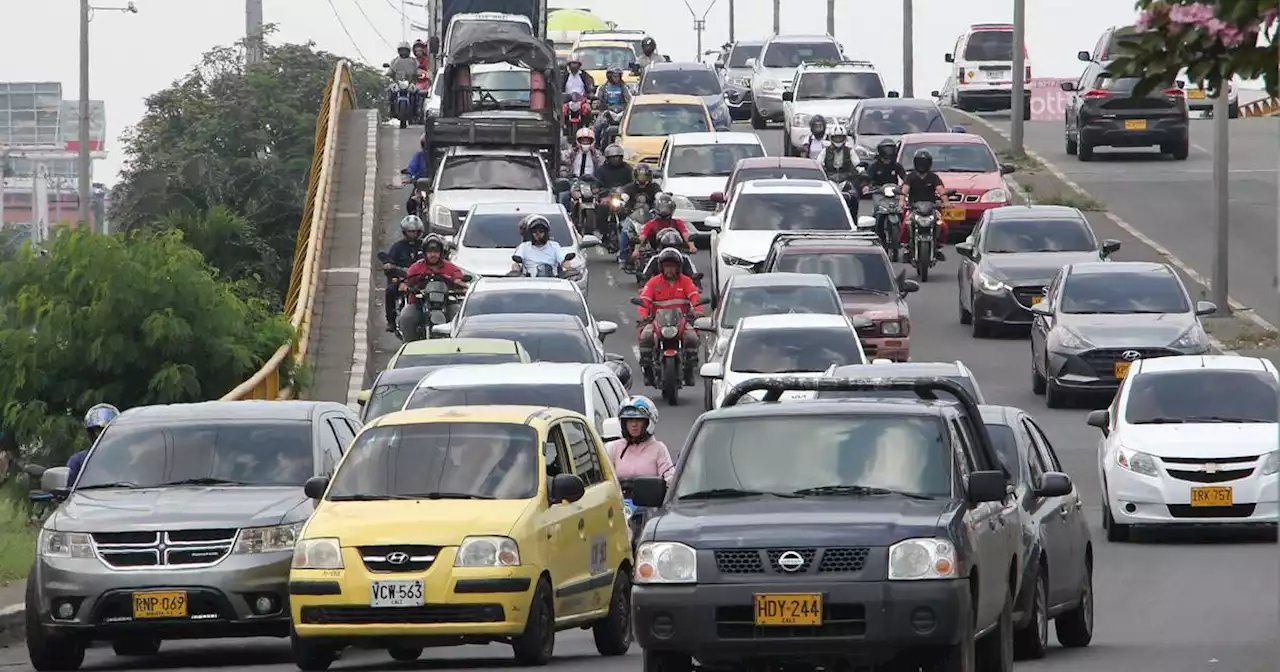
[386,239,422,270]
[596,162,634,190]
[866,159,907,187]
[623,181,662,206]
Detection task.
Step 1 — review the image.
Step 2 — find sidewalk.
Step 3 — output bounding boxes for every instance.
[0,580,24,647]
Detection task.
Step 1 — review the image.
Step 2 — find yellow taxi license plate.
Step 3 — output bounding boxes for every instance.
[1114,361,1131,379]
[754,593,822,626]
[1030,295,1043,305]
[1124,119,1147,130]
[132,591,188,619]
[1191,486,1233,507]
[942,207,966,221]
[1188,90,1206,99]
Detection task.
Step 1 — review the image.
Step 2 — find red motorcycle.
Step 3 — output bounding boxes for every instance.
[563,92,592,140]
[629,295,710,405]
[415,69,431,95]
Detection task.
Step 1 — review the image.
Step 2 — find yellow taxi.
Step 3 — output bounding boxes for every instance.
[288,405,634,670]
[618,94,715,167]
[572,40,640,91]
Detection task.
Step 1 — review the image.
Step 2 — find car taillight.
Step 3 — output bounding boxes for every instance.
[1082,89,1110,99]
[1025,66,1031,80]
[958,69,966,84]
[1161,87,1185,97]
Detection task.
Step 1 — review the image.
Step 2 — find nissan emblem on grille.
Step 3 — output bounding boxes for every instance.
[386,552,410,565]
[776,551,805,572]
[1121,350,1142,361]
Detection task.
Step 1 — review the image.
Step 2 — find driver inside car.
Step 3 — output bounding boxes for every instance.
[398,234,468,342]
[512,214,573,277]
[637,249,704,387]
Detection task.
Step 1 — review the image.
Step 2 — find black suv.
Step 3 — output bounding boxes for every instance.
[628,377,1023,672]
[1061,58,1189,161]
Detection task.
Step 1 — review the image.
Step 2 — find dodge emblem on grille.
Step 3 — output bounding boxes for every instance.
[386,552,410,565]
[1121,350,1142,361]
[777,551,805,572]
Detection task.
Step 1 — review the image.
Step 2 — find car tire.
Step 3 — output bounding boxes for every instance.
[290,626,337,672]
[643,650,693,672]
[703,380,715,410]
[1031,359,1046,395]
[388,646,423,661]
[25,573,87,672]
[975,585,1014,672]
[1228,101,1240,118]
[512,578,555,666]
[1065,130,1078,155]
[750,104,768,130]
[1102,502,1131,542]
[1013,569,1049,660]
[959,290,973,325]
[972,317,992,338]
[1168,138,1190,160]
[1054,559,1095,647]
[1077,133,1095,161]
[592,570,633,656]
[1044,376,1069,408]
[112,637,161,656]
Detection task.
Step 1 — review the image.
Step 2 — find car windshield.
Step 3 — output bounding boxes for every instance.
[983,218,1097,253]
[856,107,948,135]
[669,144,765,177]
[761,42,841,68]
[462,212,572,247]
[462,290,589,325]
[364,383,419,422]
[1124,370,1278,424]
[457,327,595,363]
[437,156,547,191]
[984,424,1021,480]
[731,166,826,189]
[674,416,951,499]
[77,421,314,489]
[731,327,862,373]
[964,30,1014,61]
[729,193,851,231]
[625,105,711,136]
[796,73,884,100]
[1060,271,1189,314]
[575,47,635,69]
[640,69,722,96]
[815,375,984,404]
[775,251,895,292]
[720,285,842,328]
[1103,27,1139,60]
[327,422,538,500]
[404,384,585,414]
[395,352,520,368]
[899,142,997,173]
[728,44,761,67]
[472,68,531,105]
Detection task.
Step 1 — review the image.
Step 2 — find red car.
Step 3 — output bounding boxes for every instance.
[896,132,1015,240]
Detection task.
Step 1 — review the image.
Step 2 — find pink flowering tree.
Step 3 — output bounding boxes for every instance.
[1109,0,1278,97]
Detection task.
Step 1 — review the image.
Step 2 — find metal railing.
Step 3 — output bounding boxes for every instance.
[1239,96,1279,117]
[221,59,359,400]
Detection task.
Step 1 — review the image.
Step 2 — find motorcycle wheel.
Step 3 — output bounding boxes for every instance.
[916,240,931,282]
[661,357,680,405]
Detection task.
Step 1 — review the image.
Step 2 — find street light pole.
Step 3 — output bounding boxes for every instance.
[1010,0,1026,154]
[246,0,264,65]
[1211,89,1231,314]
[826,0,835,36]
[901,0,914,97]
[78,0,91,226]
[727,0,734,43]
[772,0,780,34]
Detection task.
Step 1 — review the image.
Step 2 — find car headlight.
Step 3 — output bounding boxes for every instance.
[431,204,454,231]
[234,522,303,554]
[1117,448,1160,477]
[456,536,520,567]
[1049,327,1091,351]
[979,188,1009,203]
[721,253,757,268]
[791,113,811,127]
[635,541,697,583]
[39,530,95,559]
[880,320,903,336]
[760,79,780,92]
[1261,451,1278,476]
[671,195,695,210]
[888,538,957,580]
[854,145,875,159]
[1169,326,1209,351]
[622,146,639,162]
[292,538,343,569]
[660,325,678,339]
[977,273,1008,292]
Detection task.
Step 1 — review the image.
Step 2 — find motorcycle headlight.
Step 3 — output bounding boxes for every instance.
[882,185,896,197]
[721,253,757,268]
[791,113,811,127]
[234,522,303,554]
[635,541,697,584]
[1260,451,1278,476]
[292,538,343,569]
[456,536,520,567]
[888,538,957,580]
[977,273,1009,292]
[1117,448,1160,477]
[431,204,454,231]
[1049,326,1091,351]
[660,325,678,339]
[979,188,1009,203]
[39,530,95,559]
[1169,326,1209,352]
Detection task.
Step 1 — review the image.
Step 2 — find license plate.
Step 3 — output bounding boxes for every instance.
[1030,295,1043,305]
[1188,90,1205,99]
[132,591,188,619]
[1191,486,1233,507]
[754,593,822,626]
[370,579,425,608]
[427,292,445,303]
[1124,119,1147,130]
[942,207,965,221]
[1114,361,1131,379]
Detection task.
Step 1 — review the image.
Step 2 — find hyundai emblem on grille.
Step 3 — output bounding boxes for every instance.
[777,550,805,572]
[386,552,410,565]
[1121,350,1142,361]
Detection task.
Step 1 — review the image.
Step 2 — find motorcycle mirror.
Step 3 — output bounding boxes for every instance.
[563,252,577,262]
[382,63,391,68]
[930,90,940,98]
[461,274,473,282]
[512,255,524,263]
[629,296,645,306]
[710,191,725,203]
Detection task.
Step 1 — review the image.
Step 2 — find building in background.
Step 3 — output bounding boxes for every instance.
[0,81,107,234]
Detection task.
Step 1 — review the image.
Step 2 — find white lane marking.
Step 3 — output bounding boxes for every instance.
[632,345,642,363]
[346,110,380,409]
[954,109,1278,355]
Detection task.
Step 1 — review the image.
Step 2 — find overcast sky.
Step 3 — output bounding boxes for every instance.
[1,0,1143,184]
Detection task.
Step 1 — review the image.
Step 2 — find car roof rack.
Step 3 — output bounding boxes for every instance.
[800,59,876,69]
[970,22,1014,29]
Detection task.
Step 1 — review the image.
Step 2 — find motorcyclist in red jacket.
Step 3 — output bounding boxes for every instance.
[397,235,469,341]
[637,248,704,387]
[634,193,697,256]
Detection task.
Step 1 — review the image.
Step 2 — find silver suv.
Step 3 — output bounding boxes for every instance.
[24,400,359,670]
[748,34,843,129]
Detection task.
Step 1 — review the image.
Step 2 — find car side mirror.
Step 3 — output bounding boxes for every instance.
[744,58,756,69]
[629,296,645,306]
[600,417,622,441]
[1000,163,1015,174]
[24,463,47,479]
[549,473,586,504]
[1076,50,1090,62]
[855,215,877,231]
[710,191,725,203]
[1030,302,1052,315]
[899,279,919,294]
[430,323,452,336]
[693,316,714,331]
[714,61,724,70]
[580,235,602,248]
[1195,301,1217,316]
[704,214,722,230]
[944,53,954,63]
[1086,409,1110,435]
[781,91,794,102]
[356,389,371,406]
[887,91,900,98]
[382,62,391,68]
[630,476,667,508]
[930,89,940,98]
[699,362,724,379]
[41,467,70,494]
[597,320,618,336]
[303,476,329,500]
[461,273,473,282]
[1060,81,1076,92]
[1175,79,1185,90]
[967,470,1008,504]
[1035,472,1074,498]
[1100,239,1121,257]
[955,241,974,259]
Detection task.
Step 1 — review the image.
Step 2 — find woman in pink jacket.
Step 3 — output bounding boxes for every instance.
[605,395,675,484]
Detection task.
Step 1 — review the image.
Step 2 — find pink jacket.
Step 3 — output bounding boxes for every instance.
[606,437,675,484]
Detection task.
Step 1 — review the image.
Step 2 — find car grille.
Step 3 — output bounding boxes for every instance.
[1167,504,1256,519]
[95,588,234,623]
[714,604,867,639]
[92,529,238,569]
[1012,286,1045,307]
[299,604,504,625]
[686,196,718,212]
[1079,348,1180,380]
[713,548,870,575]
[358,545,441,573]
[1162,455,1259,484]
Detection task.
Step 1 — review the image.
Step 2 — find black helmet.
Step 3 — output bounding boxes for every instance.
[809,115,826,134]
[641,37,656,53]
[656,248,683,267]
[634,163,652,181]
[912,149,933,172]
[876,138,897,159]
[652,192,676,218]
[657,228,683,249]
[423,233,446,253]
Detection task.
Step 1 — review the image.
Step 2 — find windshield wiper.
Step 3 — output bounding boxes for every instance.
[1179,415,1272,424]
[327,494,420,501]
[401,492,497,500]
[1130,417,1188,424]
[792,484,936,499]
[677,488,800,500]
[75,482,139,490]
[158,477,247,486]
[837,285,889,295]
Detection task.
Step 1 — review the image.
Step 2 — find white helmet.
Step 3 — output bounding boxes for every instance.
[828,123,848,146]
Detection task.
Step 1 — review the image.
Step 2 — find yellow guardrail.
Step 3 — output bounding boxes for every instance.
[1239,97,1279,117]
[221,59,359,400]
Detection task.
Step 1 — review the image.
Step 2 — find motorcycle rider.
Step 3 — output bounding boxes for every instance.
[799,115,827,158]
[865,137,907,258]
[412,40,430,72]
[635,193,697,256]
[562,54,596,100]
[386,42,421,116]
[815,123,860,217]
[605,396,675,483]
[511,214,573,277]
[560,128,604,210]
[637,249,703,386]
[403,136,429,214]
[592,66,632,140]
[67,403,120,486]
[636,37,665,70]
[398,234,468,341]
[900,149,948,262]
[619,204,650,266]
[382,215,426,331]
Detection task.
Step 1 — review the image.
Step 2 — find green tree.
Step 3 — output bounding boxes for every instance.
[0,228,293,469]
[1111,1,1278,96]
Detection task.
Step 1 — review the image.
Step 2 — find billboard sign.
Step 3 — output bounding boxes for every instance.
[1029,77,1074,121]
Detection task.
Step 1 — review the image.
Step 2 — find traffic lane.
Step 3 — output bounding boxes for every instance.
[980,115,1279,326]
[370,124,427,373]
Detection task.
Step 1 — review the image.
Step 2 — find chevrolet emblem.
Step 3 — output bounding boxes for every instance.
[1204,463,1219,474]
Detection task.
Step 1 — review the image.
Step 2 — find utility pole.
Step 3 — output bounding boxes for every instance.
[772,0,780,34]
[901,0,913,97]
[1010,0,1026,153]
[78,0,92,226]
[826,0,835,37]
[682,0,717,62]
[0,148,7,230]
[727,0,734,43]
[1211,89,1230,314]
[246,0,264,65]
[34,164,49,246]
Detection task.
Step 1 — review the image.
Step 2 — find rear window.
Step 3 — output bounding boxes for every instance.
[639,69,722,96]
[669,143,765,177]
[1102,27,1140,60]
[795,72,884,100]
[775,251,895,293]
[393,352,520,368]
[856,106,948,135]
[462,212,571,248]
[898,142,997,173]
[720,285,842,328]
[625,104,711,136]
[731,166,826,190]
[404,384,586,414]
[814,375,986,404]
[963,30,1014,61]
[731,327,864,373]
[728,44,761,67]
[761,41,841,68]
[456,327,595,363]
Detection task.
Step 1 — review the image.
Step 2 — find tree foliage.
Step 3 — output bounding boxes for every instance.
[1111,1,1278,96]
[0,229,293,467]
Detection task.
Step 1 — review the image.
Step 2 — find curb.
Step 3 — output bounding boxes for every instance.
[0,602,23,647]
[951,108,1279,356]
[345,109,380,411]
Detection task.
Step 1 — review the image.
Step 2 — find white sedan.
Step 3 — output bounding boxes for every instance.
[450,201,599,296]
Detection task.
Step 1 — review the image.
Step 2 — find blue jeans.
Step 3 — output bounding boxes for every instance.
[559,191,574,211]
[617,228,631,260]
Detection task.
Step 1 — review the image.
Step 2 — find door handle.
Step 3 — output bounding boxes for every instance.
[1059,504,1070,517]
